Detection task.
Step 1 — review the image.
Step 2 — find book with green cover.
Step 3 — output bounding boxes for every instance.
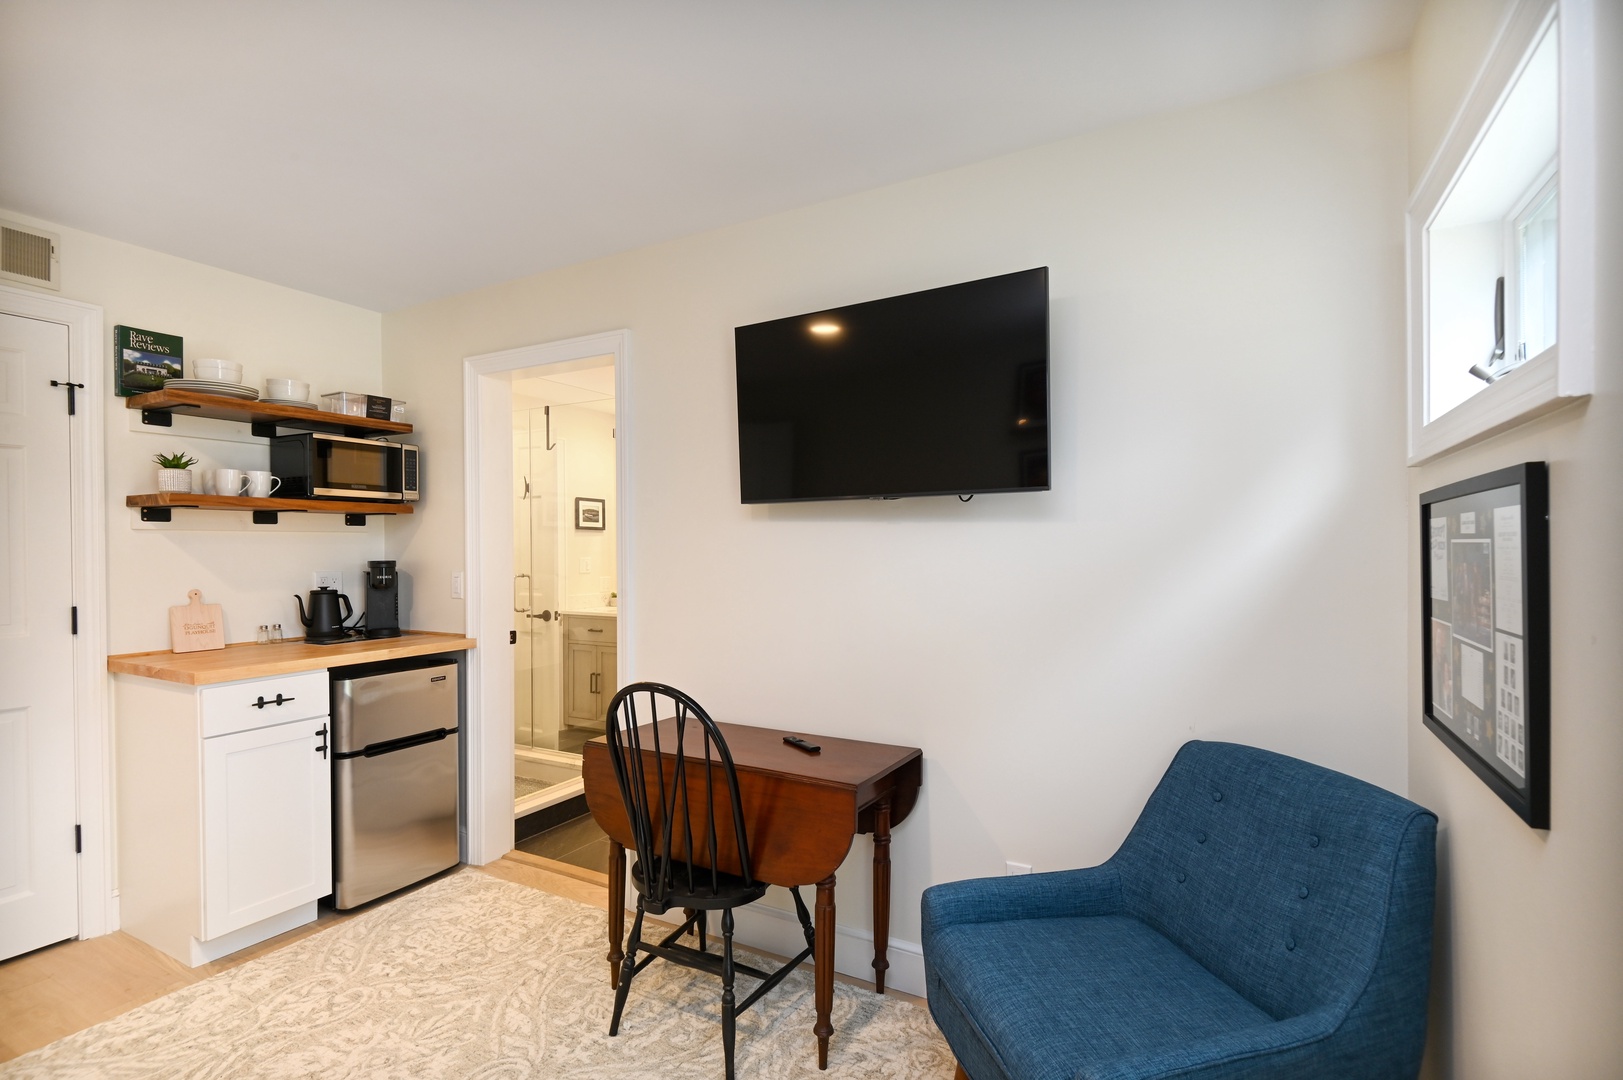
[115,325,183,397]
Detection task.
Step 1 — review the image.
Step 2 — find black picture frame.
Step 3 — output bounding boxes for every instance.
[575,496,606,530]
[1419,462,1549,828]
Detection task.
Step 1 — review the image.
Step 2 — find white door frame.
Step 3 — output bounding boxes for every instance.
[0,283,112,939]
[462,330,631,865]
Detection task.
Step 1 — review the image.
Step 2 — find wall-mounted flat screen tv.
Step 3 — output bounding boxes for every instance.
[735,267,1049,503]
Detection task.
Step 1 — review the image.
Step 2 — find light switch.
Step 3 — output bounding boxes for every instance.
[451,571,465,599]
[579,557,592,574]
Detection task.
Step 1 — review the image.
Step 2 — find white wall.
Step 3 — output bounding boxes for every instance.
[553,405,617,611]
[1407,2,1623,1076]
[384,54,1412,951]
[0,210,385,652]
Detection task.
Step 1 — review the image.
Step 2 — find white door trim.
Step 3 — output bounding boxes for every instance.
[0,283,112,939]
[462,330,631,865]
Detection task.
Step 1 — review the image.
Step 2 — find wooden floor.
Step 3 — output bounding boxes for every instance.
[0,853,922,1064]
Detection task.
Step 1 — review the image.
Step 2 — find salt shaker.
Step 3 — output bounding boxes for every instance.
[257,624,270,644]
[269,623,284,643]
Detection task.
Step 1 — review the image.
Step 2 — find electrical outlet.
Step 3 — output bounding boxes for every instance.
[1005,861,1033,876]
[314,571,341,590]
[451,571,465,599]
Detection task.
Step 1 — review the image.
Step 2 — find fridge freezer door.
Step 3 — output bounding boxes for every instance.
[333,731,460,909]
[332,658,458,753]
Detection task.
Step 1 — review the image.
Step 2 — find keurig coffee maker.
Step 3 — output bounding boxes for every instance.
[364,560,401,639]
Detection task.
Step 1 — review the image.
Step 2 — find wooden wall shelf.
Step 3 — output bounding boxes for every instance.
[127,492,413,525]
[127,389,412,438]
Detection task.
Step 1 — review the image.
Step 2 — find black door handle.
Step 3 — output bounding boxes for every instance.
[315,724,328,758]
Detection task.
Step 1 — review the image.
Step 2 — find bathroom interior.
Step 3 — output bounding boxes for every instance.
[510,356,617,871]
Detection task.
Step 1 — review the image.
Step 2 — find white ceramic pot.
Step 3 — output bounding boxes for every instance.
[157,467,193,493]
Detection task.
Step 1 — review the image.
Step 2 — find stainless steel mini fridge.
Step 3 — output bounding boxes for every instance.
[331,656,460,909]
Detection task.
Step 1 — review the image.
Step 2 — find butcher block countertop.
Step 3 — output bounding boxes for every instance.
[107,631,477,685]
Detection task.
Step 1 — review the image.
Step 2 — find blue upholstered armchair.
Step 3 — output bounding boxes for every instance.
[922,741,1437,1080]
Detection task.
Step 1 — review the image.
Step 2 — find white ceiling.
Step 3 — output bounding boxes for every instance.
[513,359,616,415]
[1,1,1420,312]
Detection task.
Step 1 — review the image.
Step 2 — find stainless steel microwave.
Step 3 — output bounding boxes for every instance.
[270,432,420,502]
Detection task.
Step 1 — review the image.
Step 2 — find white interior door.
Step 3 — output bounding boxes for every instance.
[0,312,78,960]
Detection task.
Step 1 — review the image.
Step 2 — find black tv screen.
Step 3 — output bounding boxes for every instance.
[735,267,1049,503]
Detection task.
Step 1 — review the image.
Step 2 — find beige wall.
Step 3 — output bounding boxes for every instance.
[1,209,386,653]
[1406,2,1623,1078]
[384,56,1412,948]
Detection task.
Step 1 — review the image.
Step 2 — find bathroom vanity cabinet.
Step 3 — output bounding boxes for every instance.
[561,613,617,726]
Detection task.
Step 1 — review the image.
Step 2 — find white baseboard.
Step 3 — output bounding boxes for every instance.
[725,901,926,999]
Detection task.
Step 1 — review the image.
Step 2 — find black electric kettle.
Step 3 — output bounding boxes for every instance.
[295,587,353,643]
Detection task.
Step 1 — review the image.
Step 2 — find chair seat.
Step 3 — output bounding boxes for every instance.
[631,857,769,912]
[929,914,1275,1080]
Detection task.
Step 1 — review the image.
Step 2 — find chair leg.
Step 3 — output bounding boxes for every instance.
[790,886,815,953]
[697,909,708,953]
[721,907,737,1080]
[609,906,645,1036]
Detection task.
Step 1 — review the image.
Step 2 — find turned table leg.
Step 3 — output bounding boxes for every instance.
[607,838,625,989]
[815,874,836,1069]
[872,798,892,994]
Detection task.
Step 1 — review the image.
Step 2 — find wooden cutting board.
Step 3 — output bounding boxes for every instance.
[169,589,225,653]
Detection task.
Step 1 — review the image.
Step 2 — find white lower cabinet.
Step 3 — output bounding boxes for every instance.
[115,670,333,966]
[201,716,332,941]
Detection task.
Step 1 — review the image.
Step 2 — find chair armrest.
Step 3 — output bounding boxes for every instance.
[1073,1009,1341,1080]
[922,865,1123,937]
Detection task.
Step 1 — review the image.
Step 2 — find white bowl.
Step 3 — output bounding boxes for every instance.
[194,358,243,383]
[265,378,310,401]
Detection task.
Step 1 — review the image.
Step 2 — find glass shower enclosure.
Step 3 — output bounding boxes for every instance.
[513,407,583,814]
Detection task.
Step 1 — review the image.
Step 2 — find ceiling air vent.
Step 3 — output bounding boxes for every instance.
[0,220,61,291]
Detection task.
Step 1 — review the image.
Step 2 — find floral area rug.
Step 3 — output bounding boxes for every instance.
[1,870,956,1079]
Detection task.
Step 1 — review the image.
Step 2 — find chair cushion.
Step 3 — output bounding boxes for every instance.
[929,914,1274,1080]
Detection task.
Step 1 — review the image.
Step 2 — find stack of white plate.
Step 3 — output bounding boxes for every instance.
[263,397,317,409]
[165,378,259,400]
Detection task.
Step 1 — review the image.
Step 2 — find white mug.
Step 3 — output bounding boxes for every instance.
[214,468,248,497]
[246,470,282,498]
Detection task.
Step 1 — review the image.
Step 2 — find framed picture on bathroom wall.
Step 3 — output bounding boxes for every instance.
[575,497,606,530]
[1419,462,1549,828]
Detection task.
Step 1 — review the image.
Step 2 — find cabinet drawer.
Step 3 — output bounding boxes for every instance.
[563,617,616,645]
[201,671,329,738]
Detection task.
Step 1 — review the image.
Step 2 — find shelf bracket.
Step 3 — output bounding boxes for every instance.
[140,506,172,522]
[140,409,174,427]
[251,510,279,525]
[250,421,279,438]
[344,514,367,526]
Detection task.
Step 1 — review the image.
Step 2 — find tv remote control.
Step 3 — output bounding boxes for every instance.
[783,735,821,754]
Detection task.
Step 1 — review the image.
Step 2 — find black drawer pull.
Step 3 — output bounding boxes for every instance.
[587,627,604,633]
[315,724,328,759]
[251,693,295,709]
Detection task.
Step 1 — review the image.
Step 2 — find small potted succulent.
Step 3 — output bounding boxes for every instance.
[153,450,198,493]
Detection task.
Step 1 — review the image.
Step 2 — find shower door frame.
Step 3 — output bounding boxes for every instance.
[463,329,632,865]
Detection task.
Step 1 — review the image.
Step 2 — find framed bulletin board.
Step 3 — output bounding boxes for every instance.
[1420,462,1549,827]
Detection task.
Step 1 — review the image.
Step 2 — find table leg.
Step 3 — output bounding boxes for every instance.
[815,875,836,1069]
[608,838,625,989]
[872,798,892,994]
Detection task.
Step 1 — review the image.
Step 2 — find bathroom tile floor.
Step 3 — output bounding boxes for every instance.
[515,813,610,874]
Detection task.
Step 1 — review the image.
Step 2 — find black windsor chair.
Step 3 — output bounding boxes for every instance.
[604,682,816,1080]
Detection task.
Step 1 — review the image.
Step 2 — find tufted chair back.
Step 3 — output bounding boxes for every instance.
[1111,741,1437,1026]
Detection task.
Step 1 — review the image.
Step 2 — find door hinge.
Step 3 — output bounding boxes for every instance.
[510,630,517,645]
[71,606,78,634]
[75,824,82,854]
[50,379,86,415]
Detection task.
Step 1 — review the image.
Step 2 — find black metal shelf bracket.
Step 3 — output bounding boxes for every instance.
[345,514,367,526]
[139,506,173,523]
[141,409,174,427]
[251,510,279,525]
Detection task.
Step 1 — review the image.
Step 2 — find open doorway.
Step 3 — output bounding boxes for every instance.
[461,330,630,868]
[511,360,617,840]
